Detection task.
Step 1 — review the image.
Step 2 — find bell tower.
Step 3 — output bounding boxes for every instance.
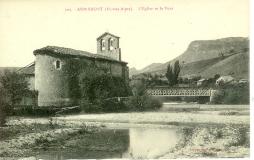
[97,32,121,61]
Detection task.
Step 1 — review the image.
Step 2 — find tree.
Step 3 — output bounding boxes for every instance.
[173,60,181,84]
[0,70,29,126]
[165,60,181,86]
[0,70,29,107]
[214,74,220,80]
[0,86,9,126]
[165,64,174,86]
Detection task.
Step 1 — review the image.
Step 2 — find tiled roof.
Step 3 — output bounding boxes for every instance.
[33,46,127,64]
[17,62,35,75]
[96,32,120,40]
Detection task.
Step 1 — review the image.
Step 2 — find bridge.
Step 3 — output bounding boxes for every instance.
[146,88,214,97]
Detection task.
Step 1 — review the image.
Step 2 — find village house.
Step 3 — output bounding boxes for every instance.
[18,32,129,107]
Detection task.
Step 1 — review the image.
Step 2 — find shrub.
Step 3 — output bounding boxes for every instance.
[13,106,59,116]
[79,99,103,113]
[0,102,7,126]
[0,87,11,126]
[100,100,127,112]
[222,84,249,104]
[125,95,162,111]
[211,83,249,104]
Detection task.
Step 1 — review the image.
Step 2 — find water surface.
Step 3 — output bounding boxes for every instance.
[36,127,182,159]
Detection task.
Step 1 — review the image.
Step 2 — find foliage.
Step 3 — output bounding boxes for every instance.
[132,73,167,88]
[222,84,249,104]
[79,71,130,102]
[214,74,220,80]
[173,60,181,83]
[0,87,9,126]
[0,70,29,106]
[211,83,249,104]
[78,65,131,112]
[128,79,162,111]
[65,59,82,103]
[0,70,29,126]
[125,95,162,111]
[130,79,146,96]
[13,106,59,116]
[165,64,174,86]
[165,60,181,86]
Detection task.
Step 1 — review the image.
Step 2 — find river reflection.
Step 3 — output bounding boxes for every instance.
[124,127,182,159]
[36,127,182,159]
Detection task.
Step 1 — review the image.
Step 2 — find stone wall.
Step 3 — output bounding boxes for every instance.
[35,54,73,106]
[35,54,128,107]
[97,34,121,61]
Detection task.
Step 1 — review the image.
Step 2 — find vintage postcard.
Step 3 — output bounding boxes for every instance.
[0,0,251,159]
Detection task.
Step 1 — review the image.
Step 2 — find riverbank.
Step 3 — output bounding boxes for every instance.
[0,104,250,159]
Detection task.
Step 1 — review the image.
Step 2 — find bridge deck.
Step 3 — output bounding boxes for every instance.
[146,88,212,96]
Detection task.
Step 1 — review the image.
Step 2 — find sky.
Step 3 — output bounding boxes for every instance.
[0,0,249,69]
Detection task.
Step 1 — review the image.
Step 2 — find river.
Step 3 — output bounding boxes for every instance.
[31,103,249,159]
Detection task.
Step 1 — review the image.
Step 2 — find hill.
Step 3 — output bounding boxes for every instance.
[129,63,163,76]
[131,37,249,79]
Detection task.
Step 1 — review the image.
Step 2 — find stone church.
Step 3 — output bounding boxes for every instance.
[19,32,129,107]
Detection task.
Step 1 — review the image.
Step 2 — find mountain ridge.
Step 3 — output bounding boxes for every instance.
[130,37,249,79]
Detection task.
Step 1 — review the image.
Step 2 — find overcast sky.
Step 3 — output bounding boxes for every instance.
[0,0,249,69]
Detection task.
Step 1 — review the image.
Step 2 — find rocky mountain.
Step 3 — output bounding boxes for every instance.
[131,37,249,79]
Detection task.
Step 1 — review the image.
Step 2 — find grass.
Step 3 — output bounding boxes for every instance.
[162,124,250,158]
[35,129,129,159]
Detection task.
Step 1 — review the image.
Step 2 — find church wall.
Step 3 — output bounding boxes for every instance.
[94,59,128,80]
[35,53,128,107]
[111,62,124,77]
[35,54,73,106]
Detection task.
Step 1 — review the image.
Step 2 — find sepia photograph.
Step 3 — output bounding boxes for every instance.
[0,0,251,159]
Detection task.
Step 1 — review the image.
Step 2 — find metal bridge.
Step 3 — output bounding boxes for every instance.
[146,88,213,97]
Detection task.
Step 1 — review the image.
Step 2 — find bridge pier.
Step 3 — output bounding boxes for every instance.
[209,89,218,103]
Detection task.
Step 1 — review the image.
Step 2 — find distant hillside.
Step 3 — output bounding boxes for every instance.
[129,63,163,76]
[199,51,249,79]
[0,67,20,75]
[173,37,248,64]
[131,37,249,79]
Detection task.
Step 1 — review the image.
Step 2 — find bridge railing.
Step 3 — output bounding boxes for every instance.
[146,88,212,96]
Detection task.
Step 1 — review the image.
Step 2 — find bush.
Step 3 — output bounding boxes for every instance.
[125,95,162,111]
[80,99,103,113]
[211,83,249,104]
[78,65,131,112]
[13,106,59,116]
[222,84,249,104]
[0,87,11,126]
[0,105,7,126]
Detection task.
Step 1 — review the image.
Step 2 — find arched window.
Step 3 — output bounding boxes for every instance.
[101,39,106,51]
[55,60,61,70]
[109,38,114,50]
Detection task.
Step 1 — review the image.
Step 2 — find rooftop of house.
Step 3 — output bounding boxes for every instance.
[33,46,127,64]
[17,62,35,75]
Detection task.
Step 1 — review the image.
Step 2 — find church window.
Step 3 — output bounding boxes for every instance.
[109,38,114,50]
[55,60,61,70]
[101,39,106,51]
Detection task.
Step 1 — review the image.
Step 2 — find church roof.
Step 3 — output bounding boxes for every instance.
[96,32,120,40]
[33,46,127,64]
[17,62,35,75]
